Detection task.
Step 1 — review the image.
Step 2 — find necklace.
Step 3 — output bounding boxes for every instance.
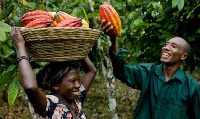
[69,102,79,117]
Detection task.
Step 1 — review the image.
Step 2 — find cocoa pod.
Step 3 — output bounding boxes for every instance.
[54,11,74,23]
[21,10,53,25]
[25,18,53,28]
[48,12,57,18]
[53,20,58,27]
[99,2,121,37]
[81,19,89,28]
[21,15,53,25]
[56,18,82,27]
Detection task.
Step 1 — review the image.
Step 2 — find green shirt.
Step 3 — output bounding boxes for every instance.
[109,48,200,119]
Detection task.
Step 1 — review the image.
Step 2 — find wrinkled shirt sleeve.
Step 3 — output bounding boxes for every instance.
[190,85,200,119]
[109,48,143,89]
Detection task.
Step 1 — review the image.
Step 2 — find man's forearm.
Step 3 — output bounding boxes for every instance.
[110,37,118,54]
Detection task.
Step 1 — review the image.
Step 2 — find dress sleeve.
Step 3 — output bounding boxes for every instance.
[109,48,151,90]
[79,85,86,103]
[190,85,200,119]
[34,95,57,118]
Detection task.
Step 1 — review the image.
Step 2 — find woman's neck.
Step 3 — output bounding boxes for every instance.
[54,94,74,106]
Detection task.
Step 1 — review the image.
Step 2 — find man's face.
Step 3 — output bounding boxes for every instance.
[160,37,187,64]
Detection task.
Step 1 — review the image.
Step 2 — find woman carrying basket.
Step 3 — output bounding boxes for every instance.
[10,27,96,118]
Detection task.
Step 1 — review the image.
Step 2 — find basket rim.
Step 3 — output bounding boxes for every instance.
[19,27,101,42]
[19,27,101,32]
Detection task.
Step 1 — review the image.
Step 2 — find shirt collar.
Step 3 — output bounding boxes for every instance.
[154,63,185,83]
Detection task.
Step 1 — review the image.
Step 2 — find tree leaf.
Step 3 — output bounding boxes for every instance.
[128,11,138,20]
[172,0,179,8]
[134,19,143,27]
[136,41,142,53]
[27,2,36,8]
[0,65,16,87]
[37,62,48,66]
[1,43,11,55]
[87,13,99,19]
[196,28,200,34]
[81,7,89,23]
[177,0,184,11]
[156,15,166,22]
[152,2,163,13]
[8,77,19,107]
[0,29,6,41]
[0,21,11,32]
[20,0,28,5]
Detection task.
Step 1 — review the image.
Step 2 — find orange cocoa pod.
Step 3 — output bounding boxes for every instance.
[21,10,53,24]
[56,18,82,27]
[54,11,74,23]
[53,20,58,27]
[99,2,121,37]
[25,18,53,28]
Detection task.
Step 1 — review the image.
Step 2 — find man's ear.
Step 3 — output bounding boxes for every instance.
[181,53,188,61]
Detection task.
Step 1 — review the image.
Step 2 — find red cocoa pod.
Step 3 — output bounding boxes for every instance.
[56,18,82,27]
[21,10,53,25]
[25,18,53,28]
[21,15,53,25]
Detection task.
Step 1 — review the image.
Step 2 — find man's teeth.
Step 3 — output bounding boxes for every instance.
[163,53,169,57]
[73,91,80,95]
[74,92,78,95]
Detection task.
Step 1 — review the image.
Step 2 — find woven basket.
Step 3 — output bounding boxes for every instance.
[19,27,101,62]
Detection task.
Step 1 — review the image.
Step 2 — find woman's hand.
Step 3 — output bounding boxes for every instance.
[96,17,117,40]
[10,27,25,48]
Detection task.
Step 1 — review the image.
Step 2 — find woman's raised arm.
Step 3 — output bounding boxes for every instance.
[80,57,96,92]
[10,27,47,115]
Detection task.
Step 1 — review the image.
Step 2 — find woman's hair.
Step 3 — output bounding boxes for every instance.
[36,61,78,93]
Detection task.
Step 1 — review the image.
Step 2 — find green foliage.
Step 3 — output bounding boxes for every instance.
[172,0,185,10]
[0,21,11,41]
[8,77,19,107]
[0,65,16,87]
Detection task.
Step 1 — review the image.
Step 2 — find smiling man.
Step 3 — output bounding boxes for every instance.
[160,37,190,81]
[98,19,200,119]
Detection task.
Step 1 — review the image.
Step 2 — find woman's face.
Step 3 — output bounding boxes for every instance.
[57,69,81,101]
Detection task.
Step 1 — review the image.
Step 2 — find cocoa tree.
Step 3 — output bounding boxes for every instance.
[88,0,118,118]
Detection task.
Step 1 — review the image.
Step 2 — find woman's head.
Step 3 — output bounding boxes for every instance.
[55,68,81,101]
[36,62,79,95]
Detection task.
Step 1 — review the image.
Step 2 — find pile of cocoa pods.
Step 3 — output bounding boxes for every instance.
[21,10,89,28]
[21,2,121,38]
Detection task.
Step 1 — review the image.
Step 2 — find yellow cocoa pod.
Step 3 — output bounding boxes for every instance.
[48,12,57,18]
[81,19,89,28]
